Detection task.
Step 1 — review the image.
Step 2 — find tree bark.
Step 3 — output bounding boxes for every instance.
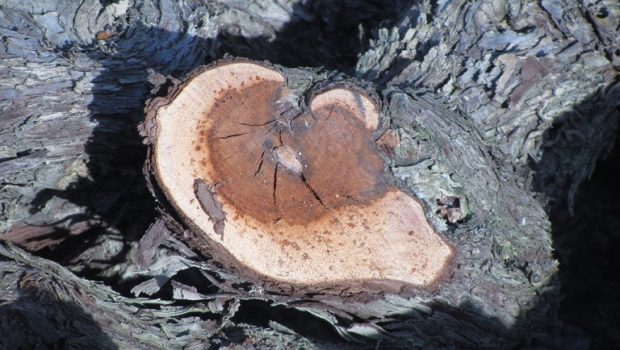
[0,241,341,349]
[1,0,618,349]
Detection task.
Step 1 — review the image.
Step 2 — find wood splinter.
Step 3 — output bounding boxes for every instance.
[148,60,454,289]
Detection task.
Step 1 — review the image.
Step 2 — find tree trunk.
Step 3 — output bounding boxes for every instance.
[1,0,618,349]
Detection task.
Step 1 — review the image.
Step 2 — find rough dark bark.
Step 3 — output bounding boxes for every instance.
[1,0,618,349]
[356,0,620,213]
[0,241,343,349]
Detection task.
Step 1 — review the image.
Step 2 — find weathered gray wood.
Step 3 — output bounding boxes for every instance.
[356,0,620,211]
[0,0,618,348]
[0,241,341,349]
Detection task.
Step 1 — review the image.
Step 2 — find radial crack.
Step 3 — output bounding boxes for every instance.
[278,105,294,116]
[273,163,279,206]
[215,132,248,140]
[300,174,325,207]
[325,105,335,122]
[239,118,278,127]
[254,151,265,176]
[222,154,235,161]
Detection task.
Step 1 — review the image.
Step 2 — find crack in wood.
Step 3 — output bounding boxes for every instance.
[278,105,295,117]
[254,151,265,176]
[215,132,248,140]
[272,163,279,206]
[325,105,335,122]
[239,118,278,127]
[300,173,325,207]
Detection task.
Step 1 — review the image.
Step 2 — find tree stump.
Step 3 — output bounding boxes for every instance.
[1,0,618,348]
[136,57,559,348]
[144,60,454,289]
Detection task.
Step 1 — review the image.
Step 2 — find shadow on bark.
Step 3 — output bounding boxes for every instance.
[533,105,620,349]
[551,152,620,349]
[23,0,619,347]
[0,287,117,350]
[216,0,412,72]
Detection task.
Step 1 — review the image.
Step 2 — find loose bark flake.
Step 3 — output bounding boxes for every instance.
[194,179,226,238]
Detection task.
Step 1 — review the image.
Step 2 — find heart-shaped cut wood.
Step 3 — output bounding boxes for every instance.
[150,61,453,288]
